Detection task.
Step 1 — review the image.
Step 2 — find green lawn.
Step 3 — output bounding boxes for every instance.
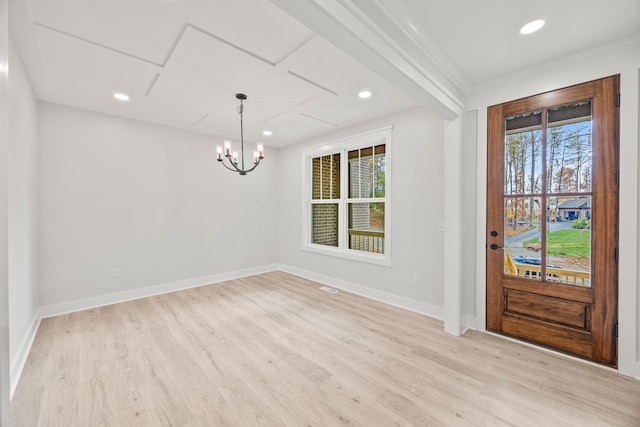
[525,229,591,258]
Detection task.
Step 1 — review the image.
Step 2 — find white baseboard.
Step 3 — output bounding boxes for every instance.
[37,264,280,319]
[10,314,40,399]
[278,263,444,320]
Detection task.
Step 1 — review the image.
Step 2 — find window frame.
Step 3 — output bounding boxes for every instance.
[301,126,392,266]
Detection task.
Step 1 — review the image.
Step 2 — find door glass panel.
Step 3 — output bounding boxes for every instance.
[504,197,542,280]
[545,196,591,287]
[546,101,592,193]
[504,111,542,195]
[503,103,594,286]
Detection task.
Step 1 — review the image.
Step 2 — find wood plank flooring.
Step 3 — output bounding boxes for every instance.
[11,271,640,426]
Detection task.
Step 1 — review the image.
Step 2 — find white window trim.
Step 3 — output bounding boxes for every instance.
[301,126,392,266]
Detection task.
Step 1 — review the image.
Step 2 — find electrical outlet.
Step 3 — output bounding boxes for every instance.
[112,268,120,278]
[413,274,421,285]
[260,248,266,256]
[437,221,446,232]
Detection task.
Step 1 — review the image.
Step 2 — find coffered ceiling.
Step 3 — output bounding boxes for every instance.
[10,0,415,148]
[10,0,640,148]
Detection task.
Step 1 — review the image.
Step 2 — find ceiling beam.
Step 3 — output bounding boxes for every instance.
[268,0,467,119]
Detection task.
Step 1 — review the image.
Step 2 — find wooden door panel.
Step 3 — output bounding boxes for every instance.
[501,315,594,359]
[501,277,593,302]
[486,75,619,366]
[504,289,589,329]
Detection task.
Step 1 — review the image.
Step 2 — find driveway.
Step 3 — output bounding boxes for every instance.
[504,220,574,247]
[502,220,586,269]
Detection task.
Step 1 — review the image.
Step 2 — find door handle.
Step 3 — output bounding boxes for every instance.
[490,243,501,250]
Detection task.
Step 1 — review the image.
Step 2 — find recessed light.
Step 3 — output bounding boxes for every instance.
[113,92,130,101]
[263,130,272,136]
[520,19,545,35]
[358,90,372,99]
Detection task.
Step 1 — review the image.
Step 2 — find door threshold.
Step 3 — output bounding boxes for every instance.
[484,330,618,374]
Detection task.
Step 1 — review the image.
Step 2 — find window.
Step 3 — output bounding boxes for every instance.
[303,127,391,265]
[310,153,340,247]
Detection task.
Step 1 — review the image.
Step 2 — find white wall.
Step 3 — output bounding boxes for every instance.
[277,106,446,317]
[38,103,279,309]
[0,0,10,421]
[637,68,640,365]
[8,39,39,394]
[468,38,640,378]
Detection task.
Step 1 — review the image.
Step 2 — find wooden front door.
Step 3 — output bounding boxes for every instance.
[486,76,619,366]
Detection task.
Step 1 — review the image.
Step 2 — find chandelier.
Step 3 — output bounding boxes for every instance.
[216,93,264,176]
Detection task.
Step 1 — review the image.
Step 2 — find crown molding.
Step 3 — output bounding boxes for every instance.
[470,32,640,97]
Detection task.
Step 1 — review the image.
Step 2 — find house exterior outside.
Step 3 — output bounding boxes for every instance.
[557,198,591,220]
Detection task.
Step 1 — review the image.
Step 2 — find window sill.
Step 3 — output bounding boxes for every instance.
[303,243,392,267]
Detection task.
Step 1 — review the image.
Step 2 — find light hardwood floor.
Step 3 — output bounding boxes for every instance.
[12,271,640,426]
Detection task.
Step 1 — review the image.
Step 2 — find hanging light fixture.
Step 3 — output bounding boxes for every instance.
[216,93,264,176]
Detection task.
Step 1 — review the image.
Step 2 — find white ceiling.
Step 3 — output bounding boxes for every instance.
[10,0,640,148]
[10,0,417,148]
[399,0,640,85]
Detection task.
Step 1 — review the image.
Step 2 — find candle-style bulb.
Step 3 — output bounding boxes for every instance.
[224,139,231,156]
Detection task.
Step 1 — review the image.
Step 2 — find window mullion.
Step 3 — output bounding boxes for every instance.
[329,155,333,199]
[346,197,382,203]
[310,199,338,204]
[372,145,375,198]
[338,148,347,250]
[358,149,362,199]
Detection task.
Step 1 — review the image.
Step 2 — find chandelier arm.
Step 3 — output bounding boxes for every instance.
[221,157,259,175]
[238,158,261,174]
[220,160,241,173]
